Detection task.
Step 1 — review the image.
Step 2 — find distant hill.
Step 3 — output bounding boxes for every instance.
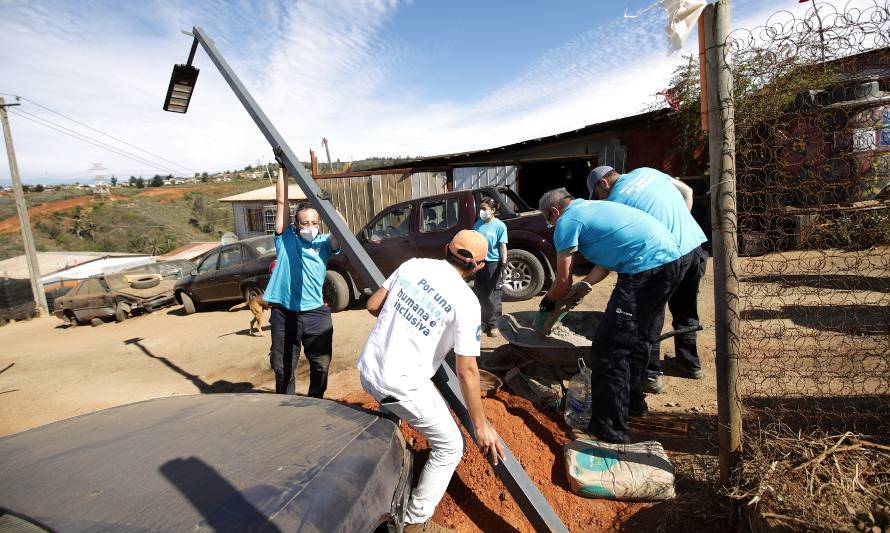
[0,179,262,261]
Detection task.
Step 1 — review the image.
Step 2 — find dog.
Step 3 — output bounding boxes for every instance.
[247,294,270,336]
[228,294,270,336]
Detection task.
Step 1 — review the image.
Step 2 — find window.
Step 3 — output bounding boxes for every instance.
[367,205,413,242]
[81,278,105,296]
[218,246,242,270]
[198,252,219,274]
[421,198,459,233]
[250,236,275,256]
[246,207,264,232]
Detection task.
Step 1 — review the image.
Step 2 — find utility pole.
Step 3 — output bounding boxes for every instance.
[0,97,48,316]
[703,0,742,484]
[320,137,332,173]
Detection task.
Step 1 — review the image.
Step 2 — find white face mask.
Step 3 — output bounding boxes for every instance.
[299,227,318,242]
[479,209,492,221]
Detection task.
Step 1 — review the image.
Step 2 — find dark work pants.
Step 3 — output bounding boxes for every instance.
[647,246,707,377]
[269,305,333,397]
[473,261,503,331]
[585,258,683,444]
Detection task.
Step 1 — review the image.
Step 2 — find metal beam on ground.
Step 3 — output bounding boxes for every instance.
[187,26,568,532]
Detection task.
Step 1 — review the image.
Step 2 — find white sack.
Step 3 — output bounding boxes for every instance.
[564,439,676,501]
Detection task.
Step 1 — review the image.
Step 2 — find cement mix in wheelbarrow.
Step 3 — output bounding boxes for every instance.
[496,311,601,366]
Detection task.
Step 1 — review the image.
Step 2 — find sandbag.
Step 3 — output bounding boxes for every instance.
[564,439,676,501]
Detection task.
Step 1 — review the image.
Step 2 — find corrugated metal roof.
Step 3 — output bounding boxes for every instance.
[0,251,147,280]
[218,185,307,203]
[368,109,672,170]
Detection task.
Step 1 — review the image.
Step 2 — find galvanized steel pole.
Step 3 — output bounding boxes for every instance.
[703,0,743,484]
[0,97,48,316]
[187,27,568,532]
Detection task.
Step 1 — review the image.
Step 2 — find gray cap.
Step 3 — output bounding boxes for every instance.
[586,166,614,199]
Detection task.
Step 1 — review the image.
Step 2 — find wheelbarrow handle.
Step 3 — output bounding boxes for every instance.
[657,325,703,342]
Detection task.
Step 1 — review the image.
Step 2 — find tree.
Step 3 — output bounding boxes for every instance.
[166,174,173,181]
[136,177,146,189]
[33,184,45,193]
[150,175,164,187]
[129,176,136,186]
[110,175,117,186]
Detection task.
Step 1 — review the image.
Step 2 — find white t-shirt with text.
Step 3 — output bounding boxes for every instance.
[357,258,482,399]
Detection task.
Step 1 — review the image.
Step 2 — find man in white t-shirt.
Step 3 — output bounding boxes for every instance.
[357,230,505,531]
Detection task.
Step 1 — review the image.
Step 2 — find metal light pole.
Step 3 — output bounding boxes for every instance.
[170,27,568,532]
[0,97,48,316]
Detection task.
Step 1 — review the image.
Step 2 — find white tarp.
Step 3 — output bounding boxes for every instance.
[626,0,708,53]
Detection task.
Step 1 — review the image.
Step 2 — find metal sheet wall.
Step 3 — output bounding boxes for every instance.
[319,171,446,234]
[452,166,517,192]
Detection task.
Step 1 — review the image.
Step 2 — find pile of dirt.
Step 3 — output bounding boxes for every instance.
[341,389,645,532]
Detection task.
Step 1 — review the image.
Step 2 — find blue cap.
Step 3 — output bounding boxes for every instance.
[587,166,614,199]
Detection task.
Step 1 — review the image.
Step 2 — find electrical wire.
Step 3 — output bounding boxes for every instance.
[8,109,187,177]
[0,93,198,174]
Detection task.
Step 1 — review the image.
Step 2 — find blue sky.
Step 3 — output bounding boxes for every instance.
[0,0,841,184]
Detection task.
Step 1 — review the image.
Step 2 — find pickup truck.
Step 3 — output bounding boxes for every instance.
[325,186,557,310]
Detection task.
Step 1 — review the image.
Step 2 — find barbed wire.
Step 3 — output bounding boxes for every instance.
[723,0,889,435]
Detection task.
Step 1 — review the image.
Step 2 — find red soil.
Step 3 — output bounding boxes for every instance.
[0,196,93,234]
[340,390,646,532]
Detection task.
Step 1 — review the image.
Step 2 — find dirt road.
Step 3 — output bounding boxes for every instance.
[0,265,718,438]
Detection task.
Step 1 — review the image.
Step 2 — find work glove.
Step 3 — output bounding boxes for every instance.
[494,263,506,290]
[272,145,285,167]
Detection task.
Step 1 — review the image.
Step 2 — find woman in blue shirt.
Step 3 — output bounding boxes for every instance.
[263,154,340,396]
[472,196,508,337]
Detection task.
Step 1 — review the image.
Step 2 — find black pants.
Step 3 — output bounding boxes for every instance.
[647,246,707,377]
[585,258,683,444]
[269,305,333,397]
[473,261,503,331]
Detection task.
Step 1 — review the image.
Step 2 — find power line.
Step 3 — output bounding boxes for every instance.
[0,93,198,174]
[8,109,187,177]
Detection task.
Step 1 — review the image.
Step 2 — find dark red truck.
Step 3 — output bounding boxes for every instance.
[324,186,558,310]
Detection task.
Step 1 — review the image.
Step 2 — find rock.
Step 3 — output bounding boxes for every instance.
[499,491,507,501]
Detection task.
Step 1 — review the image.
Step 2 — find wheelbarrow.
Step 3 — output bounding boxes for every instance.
[497,311,703,367]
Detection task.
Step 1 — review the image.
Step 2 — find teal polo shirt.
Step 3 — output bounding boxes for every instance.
[263,226,339,311]
[553,199,680,274]
[608,167,707,255]
[473,218,508,262]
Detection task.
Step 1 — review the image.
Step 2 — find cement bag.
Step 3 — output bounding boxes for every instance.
[564,439,675,501]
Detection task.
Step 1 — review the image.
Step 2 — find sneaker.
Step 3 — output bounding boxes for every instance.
[485,327,499,338]
[643,375,666,394]
[664,358,703,379]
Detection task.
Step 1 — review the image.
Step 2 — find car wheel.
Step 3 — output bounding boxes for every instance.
[502,249,546,301]
[180,292,197,315]
[115,303,127,323]
[65,311,78,327]
[323,270,350,312]
[129,276,161,290]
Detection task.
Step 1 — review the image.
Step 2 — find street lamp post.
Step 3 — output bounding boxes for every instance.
[163,27,567,532]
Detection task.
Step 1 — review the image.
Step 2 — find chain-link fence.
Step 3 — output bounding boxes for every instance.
[728,0,889,434]
[714,2,890,528]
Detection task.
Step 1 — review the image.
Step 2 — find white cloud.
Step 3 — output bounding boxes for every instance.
[1,0,877,184]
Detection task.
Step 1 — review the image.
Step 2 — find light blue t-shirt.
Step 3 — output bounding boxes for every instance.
[263,226,339,311]
[473,218,508,262]
[553,199,681,274]
[608,167,707,255]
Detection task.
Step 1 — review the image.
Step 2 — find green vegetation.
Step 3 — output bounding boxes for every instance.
[0,180,259,260]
